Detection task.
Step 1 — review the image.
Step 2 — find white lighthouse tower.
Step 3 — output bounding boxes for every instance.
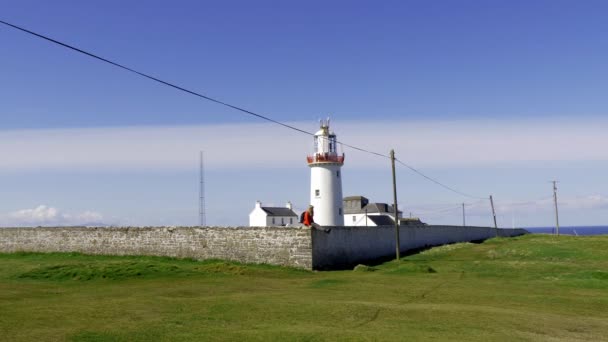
[307,119,345,226]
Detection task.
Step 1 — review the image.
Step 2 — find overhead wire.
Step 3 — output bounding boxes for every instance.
[408,199,486,216]
[0,20,393,158]
[1,19,487,202]
[394,158,487,200]
[411,205,462,216]
[0,19,314,137]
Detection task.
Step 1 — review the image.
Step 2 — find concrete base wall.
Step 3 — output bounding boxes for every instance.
[0,225,527,270]
[0,226,313,269]
[311,225,528,269]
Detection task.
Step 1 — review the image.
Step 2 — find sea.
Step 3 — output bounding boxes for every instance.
[524,226,608,236]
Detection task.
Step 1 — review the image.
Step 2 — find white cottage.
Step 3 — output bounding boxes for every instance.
[249,201,299,227]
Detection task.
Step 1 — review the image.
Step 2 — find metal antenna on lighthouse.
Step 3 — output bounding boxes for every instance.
[199,151,206,226]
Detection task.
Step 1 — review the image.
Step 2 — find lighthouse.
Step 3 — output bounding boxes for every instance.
[307,119,345,226]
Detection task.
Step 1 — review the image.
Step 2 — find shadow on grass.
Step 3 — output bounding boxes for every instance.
[12,254,311,282]
[316,239,488,271]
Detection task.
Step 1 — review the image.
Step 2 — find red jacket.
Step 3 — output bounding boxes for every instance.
[303,211,314,226]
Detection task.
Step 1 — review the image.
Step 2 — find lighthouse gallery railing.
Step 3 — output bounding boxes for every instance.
[306,154,345,164]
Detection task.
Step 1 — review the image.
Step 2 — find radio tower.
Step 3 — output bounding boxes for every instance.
[199,151,206,226]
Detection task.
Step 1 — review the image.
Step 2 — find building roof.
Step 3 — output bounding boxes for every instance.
[261,207,298,217]
[400,218,427,226]
[364,203,391,213]
[343,195,368,201]
[368,215,395,226]
[344,200,403,215]
[343,196,369,214]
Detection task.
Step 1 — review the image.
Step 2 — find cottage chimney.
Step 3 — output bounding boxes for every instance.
[286,201,293,210]
[256,201,262,208]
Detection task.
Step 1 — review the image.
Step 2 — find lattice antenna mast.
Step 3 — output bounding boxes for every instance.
[199,151,206,226]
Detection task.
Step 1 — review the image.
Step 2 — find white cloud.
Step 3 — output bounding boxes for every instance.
[0,205,107,227]
[9,205,59,222]
[0,117,607,171]
[558,194,608,211]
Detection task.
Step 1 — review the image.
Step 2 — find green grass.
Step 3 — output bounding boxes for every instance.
[1,234,607,341]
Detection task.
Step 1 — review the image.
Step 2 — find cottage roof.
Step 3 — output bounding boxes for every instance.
[368,215,395,226]
[262,207,298,217]
[364,203,390,213]
[343,195,368,201]
[344,201,403,215]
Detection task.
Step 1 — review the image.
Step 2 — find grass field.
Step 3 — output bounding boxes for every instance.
[1,234,607,341]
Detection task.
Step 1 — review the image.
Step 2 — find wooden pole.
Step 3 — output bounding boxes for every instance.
[390,150,400,261]
[553,181,560,236]
[490,195,498,236]
[462,202,466,227]
[199,151,206,226]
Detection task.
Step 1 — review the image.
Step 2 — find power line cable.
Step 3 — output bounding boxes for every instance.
[338,143,388,159]
[1,20,392,159]
[409,199,486,216]
[1,19,487,201]
[412,205,462,215]
[394,158,486,200]
[0,19,314,137]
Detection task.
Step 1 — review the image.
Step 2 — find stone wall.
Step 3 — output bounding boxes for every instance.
[0,225,527,270]
[311,225,528,269]
[0,226,313,269]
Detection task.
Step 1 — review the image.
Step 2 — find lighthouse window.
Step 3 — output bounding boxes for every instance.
[315,189,320,197]
[337,171,340,178]
[339,208,342,215]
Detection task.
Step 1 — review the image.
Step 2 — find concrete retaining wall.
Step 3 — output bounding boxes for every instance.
[311,225,528,269]
[0,225,527,270]
[0,226,313,269]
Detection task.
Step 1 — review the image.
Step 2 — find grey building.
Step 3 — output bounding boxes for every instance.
[343,196,403,226]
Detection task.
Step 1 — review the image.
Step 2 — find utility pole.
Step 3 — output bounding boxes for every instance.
[462,202,466,227]
[199,151,206,226]
[552,180,560,236]
[390,150,400,261]
[489,195,498,236]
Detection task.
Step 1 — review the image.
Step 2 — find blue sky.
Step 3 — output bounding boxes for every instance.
[1,0,607,227]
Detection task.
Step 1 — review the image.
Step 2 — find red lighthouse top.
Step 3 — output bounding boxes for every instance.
[307,119,345,166]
